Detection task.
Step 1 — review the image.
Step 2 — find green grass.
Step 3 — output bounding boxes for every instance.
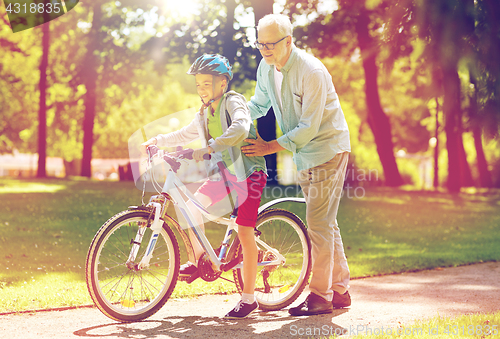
[0,178,499,314]
[335,311,500,338]
[339,187,500,277]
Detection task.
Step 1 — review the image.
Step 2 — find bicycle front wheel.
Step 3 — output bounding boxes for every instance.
[233,208,311,311]
[86,210,180,322]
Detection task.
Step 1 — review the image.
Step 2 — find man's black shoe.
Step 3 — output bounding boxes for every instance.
[332,290,351,308]
[289,293,333,316]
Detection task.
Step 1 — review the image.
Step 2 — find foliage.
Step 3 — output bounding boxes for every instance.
[141,0,260,87]
[384,0,500,189]
[0,18,39,154]
[288,0,406,186]
[0,2,203,161]
[94,62,201,158]
[317,47,432,182]
[1,0,499,186]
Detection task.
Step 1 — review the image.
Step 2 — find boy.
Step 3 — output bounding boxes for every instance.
[141,54,267,319]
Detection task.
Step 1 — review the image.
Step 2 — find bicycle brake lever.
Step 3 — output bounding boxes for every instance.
[147,145,160,157]
[163,154,181,173]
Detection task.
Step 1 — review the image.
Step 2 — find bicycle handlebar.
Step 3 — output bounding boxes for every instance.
[146,145,211,173]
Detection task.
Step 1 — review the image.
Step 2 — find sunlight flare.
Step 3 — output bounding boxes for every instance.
[160,0,201,19]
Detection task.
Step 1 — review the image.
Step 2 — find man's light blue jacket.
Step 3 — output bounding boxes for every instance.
[248,46,351,171]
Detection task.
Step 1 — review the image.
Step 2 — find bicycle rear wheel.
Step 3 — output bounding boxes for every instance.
[233,208,311,311]
[86,210,180,322]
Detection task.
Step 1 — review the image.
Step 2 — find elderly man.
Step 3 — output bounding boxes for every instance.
[241,14,352,316]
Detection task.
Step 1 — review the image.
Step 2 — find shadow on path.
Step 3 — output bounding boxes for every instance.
[2,262,499,339]
[74,309,350,338]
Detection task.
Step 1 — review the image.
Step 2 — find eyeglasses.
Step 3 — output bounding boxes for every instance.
[254,36,289,50]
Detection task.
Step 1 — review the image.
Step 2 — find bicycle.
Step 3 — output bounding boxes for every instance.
[85,146,311,322]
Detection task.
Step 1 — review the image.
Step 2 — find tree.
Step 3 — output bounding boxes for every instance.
[144,0,258,85]
[472,0,500,137]
[75,0,173,177]
[3,0,272,178]
[465,0,500,187]
[383,0,491,191]
[0,17,39,155]
[37,18,50,178]
[289,0,404,186]
[250,0,278,185]
[469,72,493,187]
[351,5,404,186]
[222,0,238,72]
[80,1,103,177]
[414,0,476,191]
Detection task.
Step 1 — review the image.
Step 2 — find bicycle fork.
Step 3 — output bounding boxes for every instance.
[126,196,168,270]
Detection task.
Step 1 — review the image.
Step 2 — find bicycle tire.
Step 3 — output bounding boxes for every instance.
[86,210,180,322]
[233,208,311,311]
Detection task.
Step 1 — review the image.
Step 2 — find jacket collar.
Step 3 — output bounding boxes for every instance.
[280,45,297,74]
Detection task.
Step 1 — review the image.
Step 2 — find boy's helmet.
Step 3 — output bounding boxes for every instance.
[187,54,233,81]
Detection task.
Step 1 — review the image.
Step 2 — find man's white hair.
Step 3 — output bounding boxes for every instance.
[257,14,293,37]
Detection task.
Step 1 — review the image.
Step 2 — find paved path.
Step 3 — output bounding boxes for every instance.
[1,262,499,338]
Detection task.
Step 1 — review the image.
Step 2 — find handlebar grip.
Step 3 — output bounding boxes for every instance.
[183,149,194,159]
[203,153,211,160]
[147,145,160,157]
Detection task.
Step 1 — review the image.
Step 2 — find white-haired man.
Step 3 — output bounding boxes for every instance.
[242,14,352,316]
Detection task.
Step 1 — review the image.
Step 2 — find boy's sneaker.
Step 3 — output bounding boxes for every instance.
[224,300,258,319]
[179,262,197,276]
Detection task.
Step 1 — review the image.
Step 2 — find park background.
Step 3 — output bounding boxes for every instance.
[1,0,500,322]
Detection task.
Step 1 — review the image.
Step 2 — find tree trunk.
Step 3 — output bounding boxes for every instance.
[354,10,403,187]
[469,73,493,187]
[457,118,474,187]
[433,97,439,188]
[473,126,493,187]
[442,67,462,192]
[252,0,278,185]
[222,0,237,68]
[458,138,474,187]
[456,0,476,188]
[37,20,49,178]
[81,4,102,178]
[251,1,274,40]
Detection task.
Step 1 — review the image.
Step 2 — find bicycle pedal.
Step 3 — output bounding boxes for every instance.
[178,271,199,284]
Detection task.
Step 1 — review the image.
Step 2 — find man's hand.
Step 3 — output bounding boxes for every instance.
[242,130,284,157]
[193,147,212,161]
